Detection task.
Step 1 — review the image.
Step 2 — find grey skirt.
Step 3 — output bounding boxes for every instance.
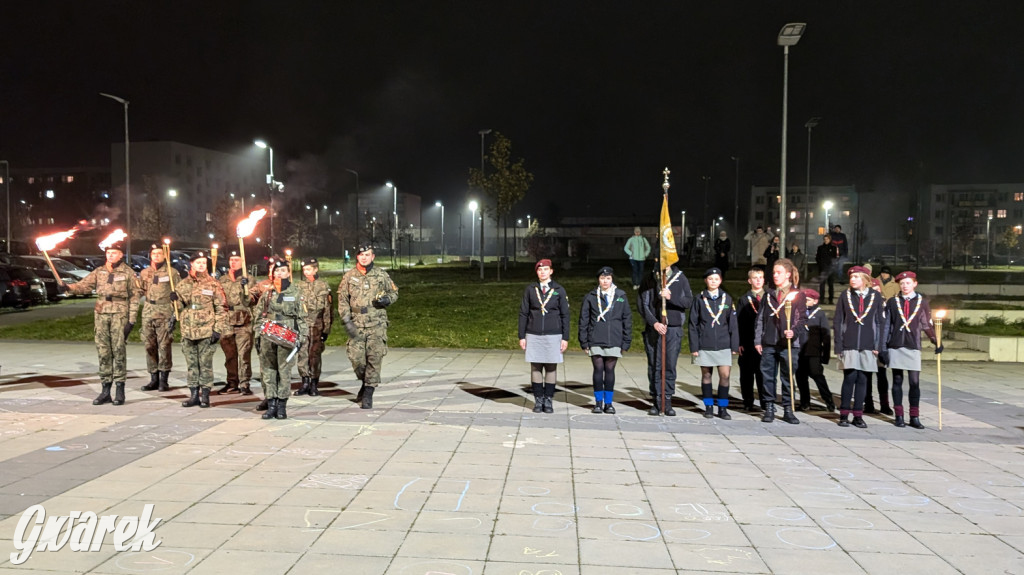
[525,333,564,363]
[589,345,622,358]
[839,349,878,372]
[694,348,734,367]
[888,347,922,371]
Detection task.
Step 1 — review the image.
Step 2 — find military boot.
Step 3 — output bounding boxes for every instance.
[93,383,113,405]
[309,378,320,397]
[294,377,311,396]
[531,383,543,413]
[648,395,661,416]
[361,386,375,409]
[355,382,366,403]
[256,398,269,411]
[141,372,160,391]
[761,401,776,423]
[239,382,253,395]
[276,398,288,419]
[908,416,925,429]
[261,398,279,420]
[199,388,211,408]
[112,383,126,406]
[181,387,201,407]
[158,371,170,392]
[718,405,731,420]
[781,407,800,425]
[216,381,239,395]
[542,395,554,414]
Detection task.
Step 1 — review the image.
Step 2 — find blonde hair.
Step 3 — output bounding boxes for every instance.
[849,272,872,288]
[773,258,800,288]
[747,267,764,279]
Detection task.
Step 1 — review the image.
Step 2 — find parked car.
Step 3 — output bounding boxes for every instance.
[0,265,47,308]
[13,255,91,281]
[10,256,83,301]
[61,254,105,271]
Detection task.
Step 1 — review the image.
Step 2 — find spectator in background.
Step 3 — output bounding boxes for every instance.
[829,224,850,275]
[787,242,808,283]
[763,236,782,270]
[877,266,900,300]
[624,227,651,290]
[744,226,772,266]
[815,235,839,304]
[714,231,731,273]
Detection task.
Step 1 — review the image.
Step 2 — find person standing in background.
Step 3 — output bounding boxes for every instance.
[624,227,651,289]
[714,231,731,274]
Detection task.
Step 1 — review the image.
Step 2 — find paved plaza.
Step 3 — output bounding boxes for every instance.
[0,341,1022,574]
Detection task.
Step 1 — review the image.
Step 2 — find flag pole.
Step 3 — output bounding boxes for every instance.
[658,167,675,415]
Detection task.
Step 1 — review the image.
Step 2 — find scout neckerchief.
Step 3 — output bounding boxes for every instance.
[805,306,821,329]
[767,286,791,318]
[535,282,554,315]
[664,269,682,290]
[846,288,875,325]
[746,290,763,313]
[896,293,922,332]
[702,290,728,326]
[595,285,616,322]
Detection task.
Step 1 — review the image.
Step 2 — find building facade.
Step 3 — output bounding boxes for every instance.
[922,183,1024,265]
[749,184,859,259]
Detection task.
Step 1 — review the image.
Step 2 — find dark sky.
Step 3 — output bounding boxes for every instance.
[3,1,1023,226]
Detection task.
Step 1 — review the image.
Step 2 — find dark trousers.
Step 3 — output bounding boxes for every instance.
[796,355,833,406]
[865,368,890,408]
[738,348,764,408]
[818,268,836,303]
[759,344,796,408]
[644,326,682,400]
[629,259,645,286]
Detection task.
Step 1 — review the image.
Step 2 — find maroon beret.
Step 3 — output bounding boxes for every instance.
[895,271,917,282]
[848,265,870,276]
[535,259,552,270]
[803,288,820,300]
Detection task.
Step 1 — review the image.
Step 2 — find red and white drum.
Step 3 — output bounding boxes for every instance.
[259,320,299,348]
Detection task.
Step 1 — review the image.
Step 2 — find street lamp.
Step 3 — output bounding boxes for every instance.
[254,139,276,251]
[516,218,522,264]
[478,129,491,280]
[802,117,821,255]
[777,22,806,252]
[469,200,478,262]
[701,175,711,233]
[1,160,9,253]
[386,182,399,259]
[435,201,445,263]
[731,156,740,241]
[987,213,993,267]
[823,200,834,233]
[168,189,178,198]
[100,92,131,257]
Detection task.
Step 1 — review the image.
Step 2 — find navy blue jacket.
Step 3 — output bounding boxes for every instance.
[798,305,831,361]
[578,287,632,351]
[833,288,886,354]
[688,290,739,353]
[754,287,806,348]
[884,294,936,351]
[518,281,570,340]
[638,267,693,328]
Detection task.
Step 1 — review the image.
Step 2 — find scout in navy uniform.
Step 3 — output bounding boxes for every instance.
[687,267,739,420]
[578,266,631,414]
[518,259,570,414]
[795,288,836,411]
[638,262,693,416]
[833,265,887,428]
[736,267,766,412]
[882,271,942,429]
[754,258,805,424]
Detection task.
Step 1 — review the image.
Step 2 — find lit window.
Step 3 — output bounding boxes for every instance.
[27,177,35,184]
[64,175,74,183]
[842,211,850,217]
[998,210,1007,218]
[45,190,55,199]
[1015,192,1024,202]
[206,212,213,222]
[789,211,798,220]
[0,177,3,184]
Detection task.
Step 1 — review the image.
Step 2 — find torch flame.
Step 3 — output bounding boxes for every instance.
[935,310,947,319]
[236,209,268,238]
[35,229,77,252]
[98,229,128,250]
[785,290,799,302]
[163,237,171,245]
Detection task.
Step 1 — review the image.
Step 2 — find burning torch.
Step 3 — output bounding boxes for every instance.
[163,238,180,321]
[236,209,267,296]
[211,242,219,275]
[35,229,77,286]
[784,290,799,413]
[284,248,293,278]
[934,309,946,431]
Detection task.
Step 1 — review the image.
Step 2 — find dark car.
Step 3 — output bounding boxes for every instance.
[10,256,82,301]
[61,255,105,271]
[0,265,47,308]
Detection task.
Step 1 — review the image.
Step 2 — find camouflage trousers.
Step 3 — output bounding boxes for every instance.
[297,325,325,379]
[141,315,174,372]
[94,313,129,383]
[182,337,218,389]
[259,337,296,399]
[346,326,388,387]
[220,323,254,385]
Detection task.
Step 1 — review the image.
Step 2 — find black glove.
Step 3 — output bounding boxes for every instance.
[168,318,177,332]
[57,283,69,294]
[372,294,392,308]
[255,337,262,353]
[169,292,179,302]
[320,332,330,343]
[123,322,135,339]
[878,350,890,366]
[239,277,249,286]
[934,344,944,354]
[344,319,359,339]
[210,331,221,344]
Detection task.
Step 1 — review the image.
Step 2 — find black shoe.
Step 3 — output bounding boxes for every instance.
[181,387,201,408]
[141,372,159,391]
[648,404,661,416]
[309,378,320,397]
[703,405,714,419]
[112,383,125,406]
[863,405,877,415]
[852,416,867,428]
[294,377,311,396]
[743,403,755,412]
[276,398,287,419]
[355,383,366,403]
[824,399,836,412]
[158,370,170,392]
[93,383,113,405]
[239,383,253,396]
[908,416,925,429]
[880,405,894,416]
[262,398,278,419]
[782,409,800,424]
[795,404,809,412]
[664,406,676,416]
[592,402,604,414]
[216,382,239,395]
[894,415,906,428]
[256,398,269,411]
[542,396,554,414]
[361,386,375,409]
[199,387,210,408]
[761,402,775,423]
[718,406,731,420]
[838,414,850,427]
[603,403,616,414]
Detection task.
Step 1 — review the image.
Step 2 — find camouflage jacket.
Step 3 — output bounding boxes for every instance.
[175,273,229,340]
[138,262,176,321]
[250,277,275,305]
[337,265,398,329]
[68,261,142,317]
[254,280,309,343]
[298,278,333,333]
[219,270,253,327]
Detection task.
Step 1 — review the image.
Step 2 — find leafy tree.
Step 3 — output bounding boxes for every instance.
[468,132,534,278]
[998,226,1019,267]
[135,175,175,242]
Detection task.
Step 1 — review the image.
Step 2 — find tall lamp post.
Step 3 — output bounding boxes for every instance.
[802,117,821,255]
[478,129,491,279]
[435,201,445,263]
[386,182,398,258]
[730,156,740,238]
[987,214,993,267]
[344,168,359,248]
[100,92,131,257]
[469,200,478,263]
[254,139,275,251]
[1,160,9,254]
[776,22,806,252]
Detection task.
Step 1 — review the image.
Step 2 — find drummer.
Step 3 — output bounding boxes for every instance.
[253,259,308,420]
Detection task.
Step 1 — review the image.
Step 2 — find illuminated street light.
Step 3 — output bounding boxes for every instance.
[777,22,806,250]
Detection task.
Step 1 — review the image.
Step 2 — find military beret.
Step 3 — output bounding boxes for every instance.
[896,271,917,282]
[597,266,614,277]
[302,257,319,267]
[535,259,552,270]
[272,259,290,271]
[803,288,820,300]
[356,243,375,254]
[848,265,870,276]
[704,267,723,278]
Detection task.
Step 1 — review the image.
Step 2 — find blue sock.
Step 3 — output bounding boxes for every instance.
[719,398,729,407]
[604,390,614,404]
[594,392,603,405]
[704,398,714,407]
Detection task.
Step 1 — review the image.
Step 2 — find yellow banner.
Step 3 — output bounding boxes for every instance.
[659,194,678,269]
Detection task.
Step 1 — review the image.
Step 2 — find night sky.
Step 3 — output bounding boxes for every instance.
[3,1,1023,227]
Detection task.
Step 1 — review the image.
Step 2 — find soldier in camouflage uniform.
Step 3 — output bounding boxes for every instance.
[62,240,142,406]
[295,257,333,396]
[215,250,256,396]
[254,259,307,419]
[172,252,228,408]
[138,244,177,392]
[251,257,279,411]
[337,244,398,409]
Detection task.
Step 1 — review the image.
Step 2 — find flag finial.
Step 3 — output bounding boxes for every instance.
[662,167,670,193]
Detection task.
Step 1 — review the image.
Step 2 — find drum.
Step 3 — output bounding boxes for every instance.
[259,320,299,348]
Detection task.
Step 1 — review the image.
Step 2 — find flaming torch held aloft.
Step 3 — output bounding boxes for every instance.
[211,243,219,275]
[236,209,267,296]
[783,290,800,412]
[163,238,180,321]
[35,229,78,286]
[934,309,946,430]
[98,229,128,251]
[284,248,293,278]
